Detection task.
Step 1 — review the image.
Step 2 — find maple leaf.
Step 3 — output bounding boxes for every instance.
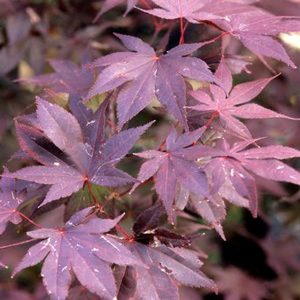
[0,169,42,234]
[132,126,208,220]
[0,290,33,300]
[202,4,300,66]
[196,139,300,216]
[0,189,23,234]
[262,234,300,276]
[224,0,259,3]
[189,192,227,239]
[67,286,99,299]
[95,0,138,20]
[0,11,32,75]
[175,184,227,239]
[16,92,109,168]
[27,58,95,101]
[13,208,141,300]
[224,54,252,75]
[114,265,137,299]
[211,267,270,300]
[139,0,221,23]
[132,202,165,236]
[189,60,298,138]
[124,242,216,299]
[6,11,31,46]
[87,33,216,129]
[9,97,153,206]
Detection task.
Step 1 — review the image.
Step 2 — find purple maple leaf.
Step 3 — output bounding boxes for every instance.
[139,0,221,23]
[189,60,298,138]
[27,59,95,101]
[132,126,208,220]
[67,286,99,299]
[0,169,41,234]
[212,267,269,300]
[262,233,300,276]
[174,178,226,238]
[0,11,32,75]
[9,97,153,206]
[196,139,300,216]
[95,0,138,20]
[13,208,141,300]
[87,33,216,129]
[0,190,23,234]
[189,193,226,239]
[203,4,300,66]
[133,202,165,235]
[6,11,31,46]
[125,242,216,299]
[16,94,109,164]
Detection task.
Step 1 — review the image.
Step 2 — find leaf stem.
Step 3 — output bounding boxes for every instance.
[201,31,229,46]
[118,187,132,198]
[84,181,134,241]
[0,238,36,250]
[179,17,185,44]
[204,111,219,128]
[140,0,161,30]
[115,224,134,242]
[15,210,44,229]
[86,180,101,208]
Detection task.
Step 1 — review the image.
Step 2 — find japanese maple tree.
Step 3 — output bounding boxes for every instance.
[0,0,300,299]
